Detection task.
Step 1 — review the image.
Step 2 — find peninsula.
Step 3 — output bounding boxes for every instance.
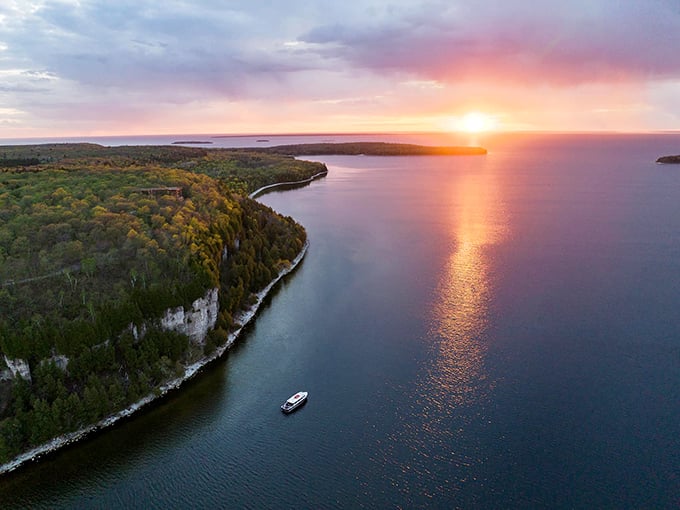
[0,142,325,472]
[260,141,487,156]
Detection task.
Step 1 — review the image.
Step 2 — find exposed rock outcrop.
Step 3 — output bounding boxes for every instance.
[41,355,70,372]
[3,356,32,383]
[160,287,219,345]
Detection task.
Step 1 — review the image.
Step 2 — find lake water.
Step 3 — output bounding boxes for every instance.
[1,133,679,508]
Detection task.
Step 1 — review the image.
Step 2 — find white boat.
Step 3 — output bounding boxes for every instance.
[281,391,308,413]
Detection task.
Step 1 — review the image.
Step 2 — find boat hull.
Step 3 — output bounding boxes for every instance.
[281,393,308,413]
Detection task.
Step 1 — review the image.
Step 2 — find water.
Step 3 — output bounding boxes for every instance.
[1,133,679,508]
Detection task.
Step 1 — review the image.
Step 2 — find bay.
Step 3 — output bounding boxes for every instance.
[1,133,679,508]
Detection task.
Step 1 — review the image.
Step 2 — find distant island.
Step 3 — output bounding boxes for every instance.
[172,140,213,145]
[260,142,487,156]
[656,155,680,164]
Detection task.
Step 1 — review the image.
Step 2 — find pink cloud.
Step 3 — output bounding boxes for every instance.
[301,1,680,86]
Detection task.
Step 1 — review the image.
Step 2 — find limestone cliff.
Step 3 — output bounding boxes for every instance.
[3,356,32,383]
[160,287,220,345]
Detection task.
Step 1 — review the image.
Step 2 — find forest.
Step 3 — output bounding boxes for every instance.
[0,144,324,463]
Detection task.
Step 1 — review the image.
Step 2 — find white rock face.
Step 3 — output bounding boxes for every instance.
[53,355,69,371]
[160,287,219,345]
[43,355,70,372]
[3,356,32,382]
[129,322,149,341]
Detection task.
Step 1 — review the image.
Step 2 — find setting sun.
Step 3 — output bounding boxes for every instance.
[440,112,499,133]
[460,112,497,132]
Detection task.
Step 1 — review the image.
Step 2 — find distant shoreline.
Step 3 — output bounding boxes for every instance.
[259,142,487,156]
[172,140,213,145]
[656,155,680,164]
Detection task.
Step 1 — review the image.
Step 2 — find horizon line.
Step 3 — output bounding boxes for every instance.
[1,128,679,143]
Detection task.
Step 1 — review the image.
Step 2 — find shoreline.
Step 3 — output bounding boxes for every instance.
[0,173,324,476]
[249,169,328,198]
[0,240,308,476]
[656,155,680,164]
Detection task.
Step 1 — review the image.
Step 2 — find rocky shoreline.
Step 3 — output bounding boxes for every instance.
[249,169,328,198]
[0,170,327,476]
[0,239,308,476]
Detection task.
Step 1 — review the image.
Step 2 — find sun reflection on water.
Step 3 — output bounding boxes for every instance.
[426,168,507,413]
[376,160,509,501]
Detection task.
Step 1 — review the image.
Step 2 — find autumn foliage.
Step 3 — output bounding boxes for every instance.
[0,143,321,461]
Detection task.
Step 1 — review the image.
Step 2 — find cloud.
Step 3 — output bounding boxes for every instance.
[300,0,680,85]
[6,1,679,95]
[1,0,319,100]
[0,84,49,93]
[0,0,679,135]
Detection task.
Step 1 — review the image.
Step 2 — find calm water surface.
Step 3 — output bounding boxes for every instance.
[1,134,679,508]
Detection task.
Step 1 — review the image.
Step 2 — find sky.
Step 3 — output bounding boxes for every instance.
[0,0,679,137]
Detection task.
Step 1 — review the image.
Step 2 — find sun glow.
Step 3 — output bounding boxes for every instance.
[439,112,499,133]
[460,112,497,132]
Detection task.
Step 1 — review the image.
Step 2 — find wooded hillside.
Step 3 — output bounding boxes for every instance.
[0,144,322,462]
